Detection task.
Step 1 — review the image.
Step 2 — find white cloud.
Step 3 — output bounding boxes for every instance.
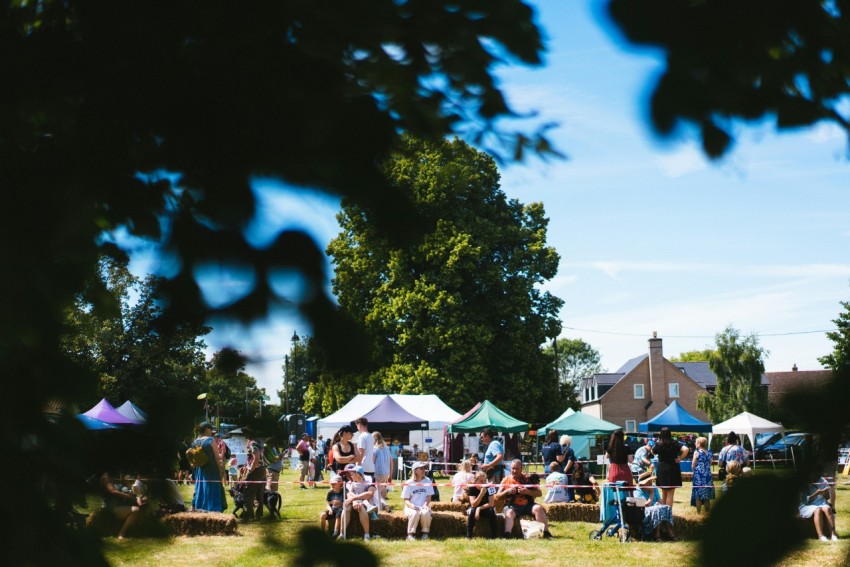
[804,122,844,144]
[656,147,708,178]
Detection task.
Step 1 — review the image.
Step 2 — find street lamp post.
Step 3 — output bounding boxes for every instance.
[284,354,290,415]
[291,330,299,413]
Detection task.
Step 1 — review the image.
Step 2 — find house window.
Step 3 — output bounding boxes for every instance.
[668,383,680,398]
[634,384,645,399]
[625,420,636,433]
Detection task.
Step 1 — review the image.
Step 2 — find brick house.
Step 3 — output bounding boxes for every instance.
[580,334,716,432]
[764,365,832,407]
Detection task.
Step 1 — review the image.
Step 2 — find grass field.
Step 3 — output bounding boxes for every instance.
[99,467,850,567]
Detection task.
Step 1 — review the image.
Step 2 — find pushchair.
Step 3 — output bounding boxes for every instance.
[589,481,645,542]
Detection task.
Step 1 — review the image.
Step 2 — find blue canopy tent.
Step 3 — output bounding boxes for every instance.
[76,414,119,430]
[638,400,712,433]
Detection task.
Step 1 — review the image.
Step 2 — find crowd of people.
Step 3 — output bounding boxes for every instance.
[101,420,840,545]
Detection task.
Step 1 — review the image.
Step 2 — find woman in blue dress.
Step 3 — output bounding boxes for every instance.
[191,422,226,512]
[690,436,715,513]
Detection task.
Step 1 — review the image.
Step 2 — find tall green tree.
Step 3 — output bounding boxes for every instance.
[670,349,716,363]
[325,136,563,421]
[697,326,768,423]
[2,3,550,562]
[204,348,264,421]
[63,257,210,410]
[543,338,604,409]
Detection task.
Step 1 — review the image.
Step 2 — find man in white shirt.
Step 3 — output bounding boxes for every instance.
[401,461,434,540]
[355,417,375,476]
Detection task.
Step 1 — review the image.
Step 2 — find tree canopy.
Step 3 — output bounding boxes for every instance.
[2,2,553,563]
[670,349,716,363]
[697,326,768,423]
[542,338,604,409]
[63,257,210,410]
[607,0,850,158]
[319,136,564,421]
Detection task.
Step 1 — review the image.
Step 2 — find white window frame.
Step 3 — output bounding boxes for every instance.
[625,420,637,433]
[633,384,645,399]
[668,382,680,398]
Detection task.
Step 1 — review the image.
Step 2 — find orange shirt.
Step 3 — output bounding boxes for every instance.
[502,475,530,506]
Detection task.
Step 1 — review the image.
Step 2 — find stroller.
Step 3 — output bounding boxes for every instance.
[589,481,645,542]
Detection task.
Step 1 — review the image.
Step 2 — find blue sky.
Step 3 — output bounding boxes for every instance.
[137,2,850,405]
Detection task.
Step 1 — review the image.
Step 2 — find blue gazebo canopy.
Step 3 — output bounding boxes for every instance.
[639,400,712,433]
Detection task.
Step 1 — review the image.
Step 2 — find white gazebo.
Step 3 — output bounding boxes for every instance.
[711,411,785,469]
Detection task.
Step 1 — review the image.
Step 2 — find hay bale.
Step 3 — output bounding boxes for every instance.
[322,510,522,539]
[430,501,466,513]
[543,503,600,523]
[161,512,238,536]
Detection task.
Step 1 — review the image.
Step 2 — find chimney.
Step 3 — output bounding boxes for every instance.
[792,363,798,372]
[648,332,664,405]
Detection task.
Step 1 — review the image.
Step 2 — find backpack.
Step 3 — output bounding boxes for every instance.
[186,445,208,468]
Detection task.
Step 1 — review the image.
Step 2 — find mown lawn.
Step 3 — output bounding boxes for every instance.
[99,467,850,566]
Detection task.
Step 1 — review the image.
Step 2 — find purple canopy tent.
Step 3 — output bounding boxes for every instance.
[116,400,148,423]
[81,398,142,425]
[350,396,428,431]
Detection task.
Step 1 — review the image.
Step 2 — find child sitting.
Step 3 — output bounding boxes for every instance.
[321,474,345,538]
[466,471,497,538]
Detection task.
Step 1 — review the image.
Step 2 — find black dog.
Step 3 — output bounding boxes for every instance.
[230,484,281,519]
[264,490,282,519]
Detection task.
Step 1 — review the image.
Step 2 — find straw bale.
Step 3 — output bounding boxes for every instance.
[161,512,238,536]
[318,510,523,539]
[542,503,599,523]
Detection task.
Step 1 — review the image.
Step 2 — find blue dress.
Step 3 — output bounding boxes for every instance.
[192,436,226,512]
[690,448,715,505]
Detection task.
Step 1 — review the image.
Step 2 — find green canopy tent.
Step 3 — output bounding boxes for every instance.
[539,408,621,459]
[448,400,529,434]
[448,400,529,465]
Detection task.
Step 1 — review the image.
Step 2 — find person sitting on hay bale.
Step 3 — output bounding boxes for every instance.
[402,461,434,541]
[321,474,346,539]
[342,464,377,541]
[99,472,148,539]
[497,459,552,539]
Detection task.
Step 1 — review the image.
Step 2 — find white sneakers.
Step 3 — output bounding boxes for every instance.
[406,535,416,541]
[820,536,829,542]
[363,534,371,541]
[831,535,839,541]
[420,534,429,540]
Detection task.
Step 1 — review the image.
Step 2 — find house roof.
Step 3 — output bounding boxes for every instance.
[764,369,832,399]
[672,362,717,387]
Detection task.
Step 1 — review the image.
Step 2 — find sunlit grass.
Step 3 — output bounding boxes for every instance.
[98,467,850,566]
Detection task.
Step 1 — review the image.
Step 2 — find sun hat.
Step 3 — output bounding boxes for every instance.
[412,461,427,470]
[344,464,365,476]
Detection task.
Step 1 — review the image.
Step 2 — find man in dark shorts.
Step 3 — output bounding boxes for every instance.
[496,459,552,539]
[242,427,267,522]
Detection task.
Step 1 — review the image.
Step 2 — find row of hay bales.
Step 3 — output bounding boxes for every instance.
[87,500,711,540]
[332,501,706,540]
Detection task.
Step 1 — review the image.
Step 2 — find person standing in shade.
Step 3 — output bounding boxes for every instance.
[606,429,633,486]
[690,436,715,514]
[402,461,434,540]
[355,417,375,478]
[332,425,359,472]
[479,428,504,484]
[241,427,266,522]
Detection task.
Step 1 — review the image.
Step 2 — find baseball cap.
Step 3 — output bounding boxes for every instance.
[330,474,343,483]
[412,461,427,470]
[647,440,656,447]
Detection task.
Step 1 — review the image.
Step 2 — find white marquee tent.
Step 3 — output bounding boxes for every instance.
[317,394,461,453]
[710,411,785,468]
